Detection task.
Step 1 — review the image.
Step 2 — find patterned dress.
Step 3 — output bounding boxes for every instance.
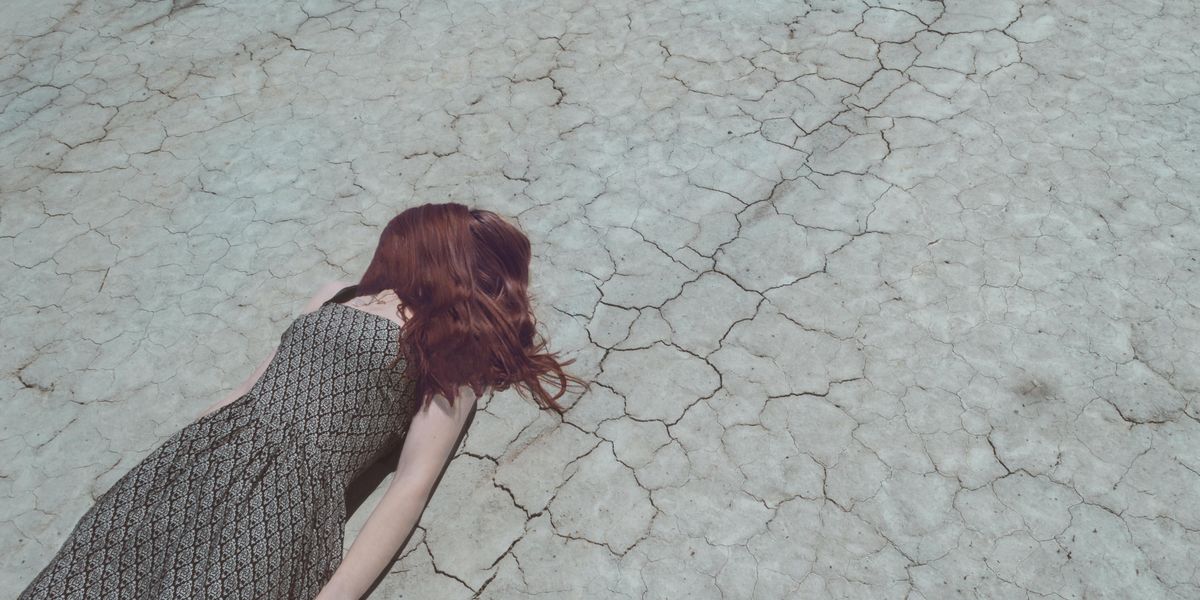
[19,295,417,599]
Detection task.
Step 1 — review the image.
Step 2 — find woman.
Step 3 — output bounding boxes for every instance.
[19,203,588,599]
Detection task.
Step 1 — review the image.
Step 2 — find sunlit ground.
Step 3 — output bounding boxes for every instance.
[2,0,1198,598]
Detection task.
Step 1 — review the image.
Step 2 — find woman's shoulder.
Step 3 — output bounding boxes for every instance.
[299,280,356,314]
[323,279,358,297]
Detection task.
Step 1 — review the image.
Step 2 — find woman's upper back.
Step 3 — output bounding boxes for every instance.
[246,296,417,484]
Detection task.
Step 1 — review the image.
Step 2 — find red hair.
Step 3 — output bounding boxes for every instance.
[329,202,588,416]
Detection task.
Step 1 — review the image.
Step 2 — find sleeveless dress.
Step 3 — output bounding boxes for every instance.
[19,296,416,600]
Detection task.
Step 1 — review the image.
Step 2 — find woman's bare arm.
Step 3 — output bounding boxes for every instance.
[315,390,478,600]
[193,280,352,420]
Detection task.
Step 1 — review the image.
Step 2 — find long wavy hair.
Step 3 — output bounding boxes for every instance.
[327,203,588,417]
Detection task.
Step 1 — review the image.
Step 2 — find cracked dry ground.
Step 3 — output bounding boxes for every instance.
[1,0,1198,598]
